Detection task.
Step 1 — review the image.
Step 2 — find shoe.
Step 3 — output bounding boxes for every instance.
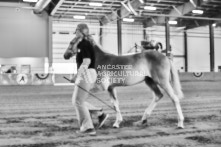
[133,120,148,127]
[97,113,109,128]
[76,128,96,136]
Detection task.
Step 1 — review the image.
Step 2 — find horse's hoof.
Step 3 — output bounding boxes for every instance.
[113,124,119,128]
[177,126,184,129]
[133,120,148,127]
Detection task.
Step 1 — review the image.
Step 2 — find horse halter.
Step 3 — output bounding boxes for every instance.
[64,35,82,60]
[70,36,82,51]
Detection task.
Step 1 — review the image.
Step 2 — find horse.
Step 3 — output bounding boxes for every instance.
[64,35,184,129]
[141,40,163,52]
[127,41,163,54]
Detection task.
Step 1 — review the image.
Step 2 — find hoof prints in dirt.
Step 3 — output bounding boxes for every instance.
[156,131,170,136]
[186,135,221,144]
[186,136,212,144]
[113,144,142,147]
[4,142,73,147]
[113,143,188,147]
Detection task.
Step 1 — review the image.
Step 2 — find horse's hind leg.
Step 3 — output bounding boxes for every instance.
[134,77,163,126]
[160,82,184,128]
[108,86,123,128]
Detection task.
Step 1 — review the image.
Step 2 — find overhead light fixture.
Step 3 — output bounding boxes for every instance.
[23,0,38,2]
[144,6,157,11]
[139,0,144,3]
[89,2,103,7]
[123,18,134,22]
[73,15,86,20]
[192,10,204,14]
[168,20,177,25]
[212,23,216,27]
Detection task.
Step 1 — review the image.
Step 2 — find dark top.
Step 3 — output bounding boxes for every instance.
[76,39,95,69]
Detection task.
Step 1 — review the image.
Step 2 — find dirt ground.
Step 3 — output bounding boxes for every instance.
[0,81,221,147]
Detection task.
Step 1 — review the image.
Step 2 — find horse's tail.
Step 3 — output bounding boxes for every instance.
[170,61,184,99]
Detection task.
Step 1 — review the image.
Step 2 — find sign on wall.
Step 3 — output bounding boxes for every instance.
[0,73,54,85]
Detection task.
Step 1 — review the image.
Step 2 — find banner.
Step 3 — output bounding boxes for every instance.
[0,73,54,85]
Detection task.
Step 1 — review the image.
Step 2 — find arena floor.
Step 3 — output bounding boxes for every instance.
[0,81,221,147]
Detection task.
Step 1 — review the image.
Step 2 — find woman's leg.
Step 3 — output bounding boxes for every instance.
[85,69,103,115]
[73,68,104,132]
[72,79,94,131]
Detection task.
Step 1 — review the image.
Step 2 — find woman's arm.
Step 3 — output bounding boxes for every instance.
[74,58,91,83]
[81,58,91,67]
[77,58,91,75]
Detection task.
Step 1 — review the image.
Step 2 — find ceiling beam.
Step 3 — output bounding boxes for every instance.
[141,12,221,21]
[145,0,200,27]
[55,12,106,16]
[51,0,65,15]
[64,0,122,2]
[146,0,184,4]
[185,14,221,30]
[58,6,113,10]
[56,8,111,13]
[62,1,121,7]
[101,0,143,24]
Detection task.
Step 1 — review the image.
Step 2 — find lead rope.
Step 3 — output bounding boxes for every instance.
[63,76,116,112]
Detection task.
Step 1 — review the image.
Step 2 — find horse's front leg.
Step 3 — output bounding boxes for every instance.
[108,86,123,128]
[134,77,163,126]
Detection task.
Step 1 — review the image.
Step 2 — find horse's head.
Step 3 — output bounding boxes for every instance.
[63,34,96,60]
[63,35,83,60]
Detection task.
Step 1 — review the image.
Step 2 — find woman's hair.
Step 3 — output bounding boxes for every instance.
[75,23,89,34]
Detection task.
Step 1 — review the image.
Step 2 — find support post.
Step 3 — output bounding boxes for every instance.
[209,22,215,72]
[117,10,122,55]
[143,22,147,40]
[48,16,53,67]
[99,21,103,46]
[165,17,170,56]
[184,30,188,72]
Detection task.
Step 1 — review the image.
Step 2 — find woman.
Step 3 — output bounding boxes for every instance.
[66,23,108,135]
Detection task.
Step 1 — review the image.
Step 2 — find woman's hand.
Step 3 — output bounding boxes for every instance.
[82,58,91,66]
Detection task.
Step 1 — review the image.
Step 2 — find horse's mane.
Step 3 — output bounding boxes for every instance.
[80,38,115,56]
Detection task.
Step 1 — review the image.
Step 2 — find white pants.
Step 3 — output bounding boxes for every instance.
[72,68,101,131]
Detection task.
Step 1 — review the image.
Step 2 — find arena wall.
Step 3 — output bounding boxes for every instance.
[0,3,51,72]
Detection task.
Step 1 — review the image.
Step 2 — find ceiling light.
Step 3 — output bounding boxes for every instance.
[23,0,38,2]
[144,6,157,11]
[192,10,204,14]
[123,18,134,22]
[73,15,86,20]
[139,0,144,3]
[89,2,103,7]
[212,23,216,27]
[168,20,177,25]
